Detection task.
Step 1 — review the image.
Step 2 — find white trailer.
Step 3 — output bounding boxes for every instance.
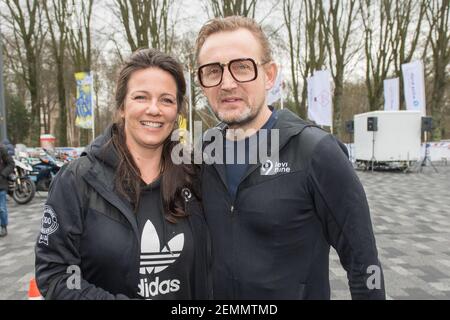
[354,110,422,169]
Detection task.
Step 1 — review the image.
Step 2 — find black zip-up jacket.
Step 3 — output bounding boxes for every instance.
[35,127,211,299]
[201,109,385,300]
[0,145,14,191]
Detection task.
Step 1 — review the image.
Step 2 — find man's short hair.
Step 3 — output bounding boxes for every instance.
[195,15,273,65]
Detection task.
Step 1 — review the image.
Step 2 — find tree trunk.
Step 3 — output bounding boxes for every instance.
[57,58,67,146]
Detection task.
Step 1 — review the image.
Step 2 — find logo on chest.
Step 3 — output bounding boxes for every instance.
[138,220,184,298]
[260,159,291,176]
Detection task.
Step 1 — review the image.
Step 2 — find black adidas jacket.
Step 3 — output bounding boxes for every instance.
[35,126,211,299]
[201,109,385,300]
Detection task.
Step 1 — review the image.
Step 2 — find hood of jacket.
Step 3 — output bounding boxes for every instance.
[271,108,321,150]
[83,124,119,170]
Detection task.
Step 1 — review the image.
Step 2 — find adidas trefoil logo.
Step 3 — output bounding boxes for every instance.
[139,220,184,275]
[138,220,184,299]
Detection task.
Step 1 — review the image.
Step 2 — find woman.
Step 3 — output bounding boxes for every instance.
[35,49,211,300]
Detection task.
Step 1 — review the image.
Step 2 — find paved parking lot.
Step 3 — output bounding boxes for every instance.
[1,164,449,300]
[331,165,450,300]
[0,192,47,299]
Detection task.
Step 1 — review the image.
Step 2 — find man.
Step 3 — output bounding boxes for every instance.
[0,142,15,237]
[195,16,385,299]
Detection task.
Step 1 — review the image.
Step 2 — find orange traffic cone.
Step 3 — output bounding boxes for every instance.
[28,277,43,300]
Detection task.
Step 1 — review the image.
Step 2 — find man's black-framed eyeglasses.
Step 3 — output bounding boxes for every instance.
[197,58,268,88]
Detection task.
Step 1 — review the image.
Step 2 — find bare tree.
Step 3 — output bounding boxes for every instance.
[2,0,45,145]
[67,0,93,71]
[172,31,218,130]
[114,0,175,53]
[283,0,302,116]
[390,1,427,76]
[39,56,58,134]
[177,33,200,105]
[283,0,327,118]
[205,0,257,18]
[303,0,328,118]
[389,0,427,112]
[320,0,360,137]
[93,54,122,134]
[340,81,370,142]
[360,0,396,111]
[424,0,449,140]
[43,0,69,146]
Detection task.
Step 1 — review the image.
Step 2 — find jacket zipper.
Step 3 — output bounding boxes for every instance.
[229,193,238,299]
[212,165,238,298]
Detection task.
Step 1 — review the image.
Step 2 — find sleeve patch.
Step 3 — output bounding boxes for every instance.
[39,205,59,246]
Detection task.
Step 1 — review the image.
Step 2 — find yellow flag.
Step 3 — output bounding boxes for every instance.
[75,72,94,129]
[178,115,188,144]
[178,115,187,130]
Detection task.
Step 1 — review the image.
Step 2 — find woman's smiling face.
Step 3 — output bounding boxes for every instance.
[121,67,179,152]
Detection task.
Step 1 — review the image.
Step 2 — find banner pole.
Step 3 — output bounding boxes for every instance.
[91,72,95,142]
[280,65,284,110]
[0,29,7,141]
[188,65,193,145]
[331,100,334,135]
[330,71,334,135]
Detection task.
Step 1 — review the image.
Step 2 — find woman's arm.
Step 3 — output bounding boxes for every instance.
[34,162,130,300]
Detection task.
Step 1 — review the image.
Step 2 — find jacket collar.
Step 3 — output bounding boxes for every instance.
[207,107,321,193]
[211,107,318,152]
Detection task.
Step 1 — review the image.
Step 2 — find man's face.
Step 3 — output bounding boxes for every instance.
[197,28,276,128]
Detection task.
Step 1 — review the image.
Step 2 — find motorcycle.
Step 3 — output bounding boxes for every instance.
[29,151,63,192]
[8,158,36,205]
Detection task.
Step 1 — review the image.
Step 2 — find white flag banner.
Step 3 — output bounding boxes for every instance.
[383,78,400,111]
[307,76,314,119]
[307,70,332,126]
[402,60,426,115]
[267,69,283,105]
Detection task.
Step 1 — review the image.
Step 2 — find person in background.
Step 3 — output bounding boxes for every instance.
[0,142,15,237]
[2,138,15,157]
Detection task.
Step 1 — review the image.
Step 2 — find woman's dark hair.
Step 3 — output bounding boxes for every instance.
[111,48,197,223]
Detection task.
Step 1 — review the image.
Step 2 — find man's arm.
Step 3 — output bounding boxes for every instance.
[307,134,385,300]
